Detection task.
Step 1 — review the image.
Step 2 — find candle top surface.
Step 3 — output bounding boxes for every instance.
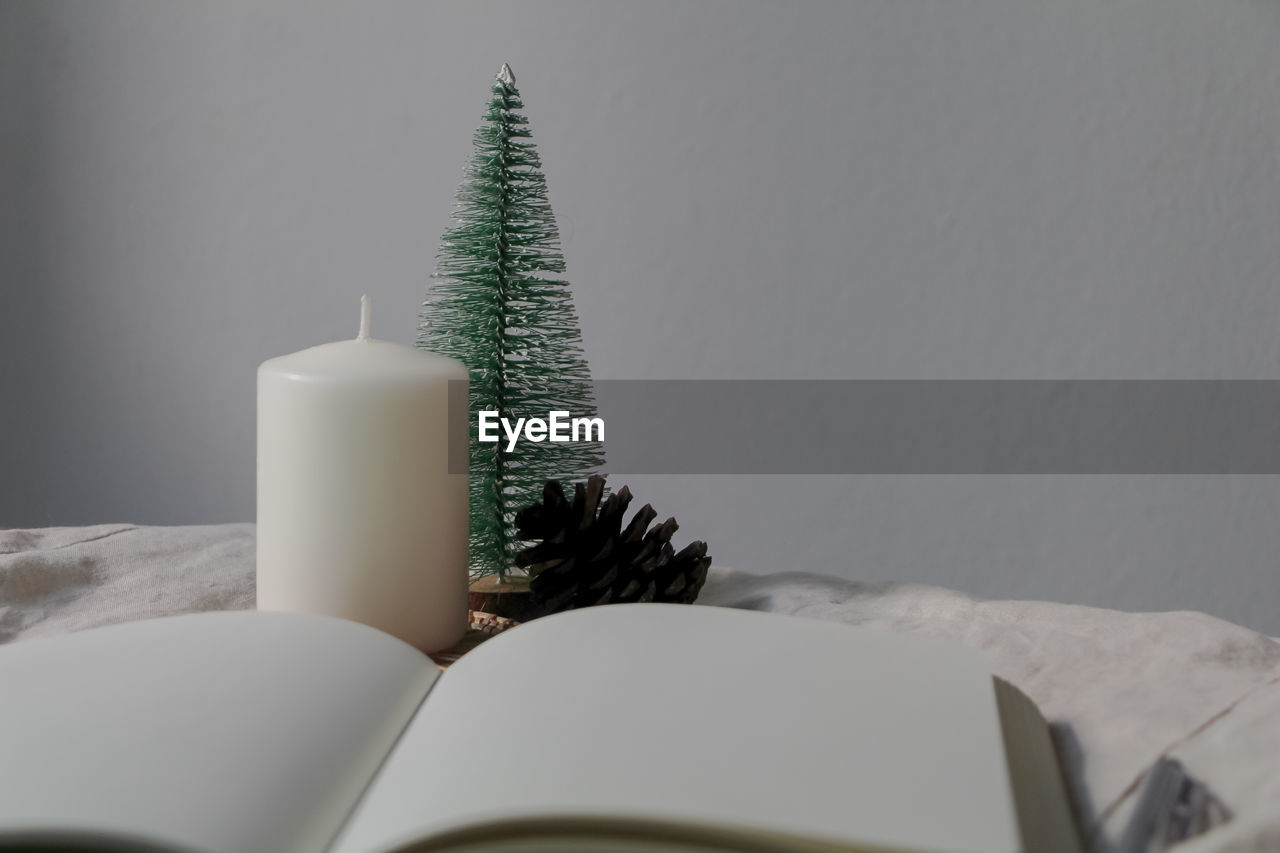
[260,297,467,383]
[260,337,467,383]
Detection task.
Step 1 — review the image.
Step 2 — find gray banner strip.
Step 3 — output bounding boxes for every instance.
[453,381,1280,474]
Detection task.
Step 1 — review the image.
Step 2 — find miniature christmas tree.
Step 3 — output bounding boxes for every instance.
[419,63,604,579]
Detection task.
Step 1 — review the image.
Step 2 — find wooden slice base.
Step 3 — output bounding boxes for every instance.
[467,573,534,621]
[428,610,521,669]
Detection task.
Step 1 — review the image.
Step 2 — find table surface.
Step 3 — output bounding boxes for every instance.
[3,522,1279,851]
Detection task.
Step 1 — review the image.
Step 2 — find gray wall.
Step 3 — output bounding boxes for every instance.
[4,1,1280,632]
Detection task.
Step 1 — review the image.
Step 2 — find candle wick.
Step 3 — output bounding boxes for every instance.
[358,295,372,341]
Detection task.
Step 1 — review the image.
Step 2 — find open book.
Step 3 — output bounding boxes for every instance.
[0,603,1081,853]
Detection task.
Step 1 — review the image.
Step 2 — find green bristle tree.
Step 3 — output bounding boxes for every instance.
[418,63,604,579]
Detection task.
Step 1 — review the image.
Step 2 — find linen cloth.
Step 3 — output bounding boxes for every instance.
[2,523,1277,852]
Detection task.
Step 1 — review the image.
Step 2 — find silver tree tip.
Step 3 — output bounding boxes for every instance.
[497,63,516,88]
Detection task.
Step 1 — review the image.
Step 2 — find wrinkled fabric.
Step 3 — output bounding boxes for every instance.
[0,524,255,642]
[1,524,1276,851]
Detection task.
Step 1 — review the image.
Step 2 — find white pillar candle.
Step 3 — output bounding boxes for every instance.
[257,296,469,652]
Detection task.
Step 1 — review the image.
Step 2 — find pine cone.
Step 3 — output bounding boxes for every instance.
[514,475,711,618]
